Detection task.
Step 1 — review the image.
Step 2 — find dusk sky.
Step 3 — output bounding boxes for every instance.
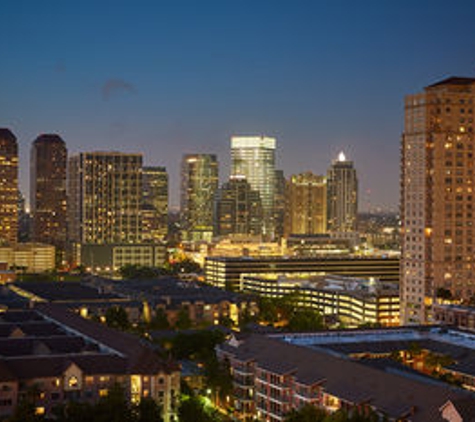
[2,1,475,211]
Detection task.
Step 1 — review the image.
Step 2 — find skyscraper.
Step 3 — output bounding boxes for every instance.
[401,77,475,324]
[68,152,143,245]
[214,175,263,237]
[30,134,67,252]
[181,154,218,242]
[285,172,327,236]
[231,136,276,239]
[274,169,286,240]
[327,152,358,233]
[142,166,168,242]
[0,128,18,245]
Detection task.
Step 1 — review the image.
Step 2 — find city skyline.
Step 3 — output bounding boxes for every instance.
[2,1,475,210]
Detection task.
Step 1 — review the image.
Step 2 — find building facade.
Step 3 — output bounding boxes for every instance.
[285,172,327,237]
[68,152,143,245]
[30,134,67,254]
[0,129,18,245]
[0,243,55,273]
[218,331,474,422]
[401,77,475,324]
[214,176,263,237]
[180,154,219,242]
[142,166,168,242]
[327,152,358,233]
[241,275,399,326]
[205,256,400,291]
[231,136,276,239]
[0,306,180,421]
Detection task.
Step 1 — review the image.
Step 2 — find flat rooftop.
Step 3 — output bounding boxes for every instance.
[276,326,475,377]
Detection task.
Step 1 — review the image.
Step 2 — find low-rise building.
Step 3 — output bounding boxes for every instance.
[218,328,475,421]
[0,243,55,273]
[205,256,400,291]
[75,243,166,275]
[9,281,143,323]
[0,305,180,421]
[433,304,475,332]
[89,277,258,327]
[241,274,399,326]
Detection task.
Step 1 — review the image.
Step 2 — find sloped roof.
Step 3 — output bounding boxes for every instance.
[220,334,475,421]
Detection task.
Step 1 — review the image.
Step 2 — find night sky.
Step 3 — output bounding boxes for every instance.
[2,1,475,211]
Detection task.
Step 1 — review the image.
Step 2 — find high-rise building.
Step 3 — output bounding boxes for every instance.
[142,166,168,242]
[180,154,218,242]
[274,169,286,240]
[231,136,276,239]
[30,134,67,252]
[401,77,475,324]
[214,175,263,237]
[0,128,18,245]
[285,172,327,236]
[68,152,143,245]
[327,152,358,233]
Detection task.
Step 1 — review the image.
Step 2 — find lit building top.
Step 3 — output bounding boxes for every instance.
[231,136,276,149]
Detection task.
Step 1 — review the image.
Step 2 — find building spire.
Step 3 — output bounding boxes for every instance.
[338,151,346,162]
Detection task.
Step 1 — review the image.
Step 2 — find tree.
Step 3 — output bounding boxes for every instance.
[94,383,133,422]
[178,395,221,422]
[175,306,192,330]
[436,287,453,301]
[204,356,233,403]
[150,308,170,330]
[285,404,327,422]
[105,306,130,330]
[287,309,324,332]
[135,397,163,422]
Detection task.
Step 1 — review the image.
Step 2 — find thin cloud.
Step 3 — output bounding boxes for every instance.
[102,78,136,100]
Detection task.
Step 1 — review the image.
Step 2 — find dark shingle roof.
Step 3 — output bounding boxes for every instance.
[220,334,475,421]
[427,77,475,88]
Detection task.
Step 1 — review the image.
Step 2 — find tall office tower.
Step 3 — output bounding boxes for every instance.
[274,169,286,240]
[214,175,263,237]
[142,166,168,242]
[0,129,18,245]
[327,152,358,233]
[285,172,327,236]
[30,134,67,252]
[401,77,475,324]
[231,136,276,239]
[180,154,218,242]
[68,152,143,245]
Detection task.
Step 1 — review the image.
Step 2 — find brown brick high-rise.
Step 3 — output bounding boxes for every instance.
[31,134,67,253]
[401,77,475,324]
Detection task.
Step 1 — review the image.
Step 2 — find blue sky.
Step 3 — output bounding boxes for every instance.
[2,0,475,210]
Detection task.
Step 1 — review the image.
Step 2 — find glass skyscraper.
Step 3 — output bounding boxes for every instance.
[231,136,276,239]
[180,154,219,242]
[327,152,358,233]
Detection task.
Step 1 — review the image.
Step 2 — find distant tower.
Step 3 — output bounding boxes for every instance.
[181,154,219,242]
[0,128,18,245]
[401,77,475,324]
[327,152,358,233]
[231,136,276,239]
[30,134,67,252]
[214,176,263,237]
[285,172,327,236]
[142,166,168,242]
[68,152,143,244]
[274,169,286,240]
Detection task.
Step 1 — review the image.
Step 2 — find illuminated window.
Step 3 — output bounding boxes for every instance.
[68,376,79,388]
[99,389,108,397]
[35,407,45,415]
